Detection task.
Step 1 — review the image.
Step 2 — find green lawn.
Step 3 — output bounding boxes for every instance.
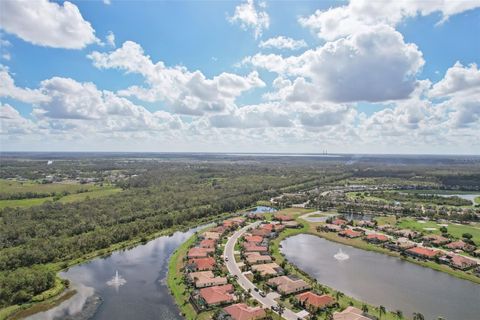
[475,196,480,204]
[397,218,480,244]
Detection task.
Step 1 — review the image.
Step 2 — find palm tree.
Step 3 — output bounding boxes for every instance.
[395,310,403,319]
[378,305,386,319]
[361,304,369,313]
[413,312,425,320]
[335,291,344,301]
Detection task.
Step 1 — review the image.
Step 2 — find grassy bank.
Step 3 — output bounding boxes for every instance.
[293,216,480,284]
[269,214,401,320]
[0,213,229,320]
[167,227,213,320]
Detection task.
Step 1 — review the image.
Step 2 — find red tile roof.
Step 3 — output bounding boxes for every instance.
[450,255,477,269]
[245,235,263,244]
[224,303,266,320]
[188,257,216,271]
[275,214,294,221]
[446,240,467,250]
[187,247,213,258]
[243,243,268,252]
[199,284,234,305]
[199,239,216,248]
[332,219,347,226]
[365,234,389,242]
[296,291,335,309]
[406,247,440,258]
[339,229,362,238]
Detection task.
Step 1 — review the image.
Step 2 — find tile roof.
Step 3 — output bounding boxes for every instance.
[199,284,234,305]
[223,303,266,320]
[296,291,335,309]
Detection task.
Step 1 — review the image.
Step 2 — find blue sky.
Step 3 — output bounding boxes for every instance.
[1,0,479,154]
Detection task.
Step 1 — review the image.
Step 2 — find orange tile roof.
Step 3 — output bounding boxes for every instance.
[199,284,234,305]
[188,257,216,271]
[187,247,213,258]
[224,303,266,320]
[407,247,440,258]
[365,234,389,242]
[296,291,335,309]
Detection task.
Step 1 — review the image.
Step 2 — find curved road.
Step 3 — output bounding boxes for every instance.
[224,221,304,320]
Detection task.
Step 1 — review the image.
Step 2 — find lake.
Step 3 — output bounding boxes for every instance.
[281,234,480,320]
[27,225,207,320]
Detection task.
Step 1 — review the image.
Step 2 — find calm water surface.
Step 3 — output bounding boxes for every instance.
[27,225,207,320]
[282,234,480,320]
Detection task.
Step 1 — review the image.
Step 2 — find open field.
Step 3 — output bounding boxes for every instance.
[0,187,122,209]
[0,179,100,195]
[397,218,480,244]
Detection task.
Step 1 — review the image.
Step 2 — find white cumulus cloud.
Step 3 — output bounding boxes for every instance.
[0,0,98,49]
[88,41,265,115]
[228,0,270,39]
[259,36,307,50]
[430,62,480,98]
[299,0,480,40]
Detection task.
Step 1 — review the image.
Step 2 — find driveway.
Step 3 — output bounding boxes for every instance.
[224,221,306,320]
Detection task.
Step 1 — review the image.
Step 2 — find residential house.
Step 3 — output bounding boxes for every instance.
[450,255,477,270]
[267,275,311,295]
[188,247,214,259]
[245,252,272,265]
[339,229,362,238]
[446,240,475,252]
[223,303,266,320]
[323,224,342,232]
[406,247,441,260]
[199,284,235,306]
[187,257,216,271]
[244,235,263,245]
[296,291,335,311]
[384,237,415,251]
[199,239,216,249]
[365,233,389,244]
[282,221,300,228]
[333,306,371,320]
[332,219,348,226]
[243,243,268,253]
[251,263,283,277]
[202,231,221,241]
[394,229,418,239]
[274,214,294,221]
[188,271,227,288]
[423,234,450,246]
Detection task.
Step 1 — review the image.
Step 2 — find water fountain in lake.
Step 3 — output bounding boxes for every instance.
[106,270,126,291]
[334,248,349,261]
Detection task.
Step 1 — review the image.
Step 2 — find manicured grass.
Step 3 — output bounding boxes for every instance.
[475,196,480,204]
[375,215,397,226]
[397,218,480,244]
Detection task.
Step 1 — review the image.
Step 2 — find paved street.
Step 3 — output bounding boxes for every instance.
[224,221,304,320]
